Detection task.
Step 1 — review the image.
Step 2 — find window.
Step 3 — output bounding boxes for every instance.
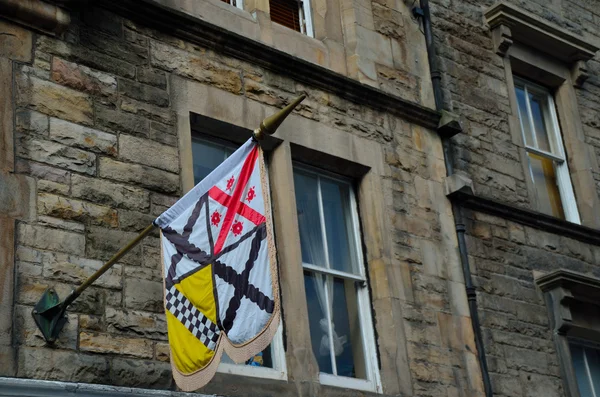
[269,0,313,36]
[513,77,580,223]
[293,166,380,392]
[570,341,600,397]
[191,137,287,380]
[219,0,244,10]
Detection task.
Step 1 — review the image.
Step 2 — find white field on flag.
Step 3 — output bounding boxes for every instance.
[154,138,280,391]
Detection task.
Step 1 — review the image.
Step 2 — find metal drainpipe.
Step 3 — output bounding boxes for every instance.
[419,0,493,395]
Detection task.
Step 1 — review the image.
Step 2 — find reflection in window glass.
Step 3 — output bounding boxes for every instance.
[295,166,371,382]
[191,139,233,185]
[528,92,552,152]
[528,152,565,219]
[321,178,358,274]
[515,86,534,147]
[294,172,326,267]
[570,342,600,397]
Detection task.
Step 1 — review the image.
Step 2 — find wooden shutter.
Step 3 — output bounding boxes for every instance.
[269,0,301,32]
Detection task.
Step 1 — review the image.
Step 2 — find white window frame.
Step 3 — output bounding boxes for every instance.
[294,165,382,393]
[513,77,580,224]
[191,136,288,381]
[231,0,244,11]
[299,0,314,37]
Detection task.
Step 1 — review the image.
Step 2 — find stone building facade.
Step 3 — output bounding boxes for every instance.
[0,0,599,397]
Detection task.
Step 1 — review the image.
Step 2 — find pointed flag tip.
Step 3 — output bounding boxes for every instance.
[253,94,306,140]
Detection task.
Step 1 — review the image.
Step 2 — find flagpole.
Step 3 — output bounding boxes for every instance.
[32,94,306,343]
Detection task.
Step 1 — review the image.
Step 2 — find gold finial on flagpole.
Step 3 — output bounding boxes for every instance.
[253,94,306,141]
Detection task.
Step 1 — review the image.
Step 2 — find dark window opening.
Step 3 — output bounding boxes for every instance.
[270,0,301,32]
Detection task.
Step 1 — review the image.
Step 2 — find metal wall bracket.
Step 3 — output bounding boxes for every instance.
[31,288,68,343]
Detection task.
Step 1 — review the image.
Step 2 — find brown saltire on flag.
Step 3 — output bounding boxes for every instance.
[154,138,279,391]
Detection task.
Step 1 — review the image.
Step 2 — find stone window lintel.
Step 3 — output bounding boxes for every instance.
[537,269,600,335]
[485,1,599,86]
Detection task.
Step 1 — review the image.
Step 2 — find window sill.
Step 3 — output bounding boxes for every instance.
[319,373,381,394]
[448,189,600,245]
[218,363,287,381]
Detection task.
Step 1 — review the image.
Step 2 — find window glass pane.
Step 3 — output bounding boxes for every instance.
[294,171,326,267]
[320,177,359,274]
[191,139,233,185]
[585,347,600,394]
[571,344,594,397]
[527,152,565,219]
[515,86,534,147]
[528,92,552,153]
[304,271,334,374]
[332,277,366,379]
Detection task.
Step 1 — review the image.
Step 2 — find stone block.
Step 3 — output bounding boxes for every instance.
[118,210,156,232]
[17,223,85,256]
[16,74,93,126]
[51,57,117,100]
[118,78,169,107]
[120,98,174,125]
[80,314,104,332]
[95,104,150,137]
[109,358,173,389]
[119,134,178,173]
[86,226,142,266]
[15,159,70,184]
[79,332,153,358]
[42,255,122,290]
[37,215,85,232]
[354,26,394,68]
[15,109,49,136]
[17,136,96,176]
[38,193,118,228]
[0,172,35,220]
[149,121,177,146]
[0,20,32,62]
[150,41,242,94]
[81,7,124,36]
[17,346,110,383]
[98,157,179,194]
[137,67,167,89]
[37,36,136,79]
[81,30,148,66]
[106,308,167,340]
[71,174,150,211]
[49,117,117,156]
[124,278,163,312]
[38,179,69,195]
[373,3,405,40]
[155,342,170,362]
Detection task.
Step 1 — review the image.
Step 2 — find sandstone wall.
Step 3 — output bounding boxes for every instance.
[2,4,482,397]
[428,0,600,396]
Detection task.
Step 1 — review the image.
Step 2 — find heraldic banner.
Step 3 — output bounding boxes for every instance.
[154,138,279,391]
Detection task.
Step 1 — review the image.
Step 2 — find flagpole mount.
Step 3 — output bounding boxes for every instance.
[252,94,306,141]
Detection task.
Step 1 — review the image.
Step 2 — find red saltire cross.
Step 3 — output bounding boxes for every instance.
[209,145,266,254]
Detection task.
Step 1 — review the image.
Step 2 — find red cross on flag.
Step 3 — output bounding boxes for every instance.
[154,138,279,391]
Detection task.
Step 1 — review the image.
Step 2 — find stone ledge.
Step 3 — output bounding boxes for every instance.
[0,0,70,35]
[0,377,216,397]
[485,1,600,62]
[448,190,600,246]
[97,0,441,131]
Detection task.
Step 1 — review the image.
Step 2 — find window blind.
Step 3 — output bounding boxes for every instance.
[269,0,301,32]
